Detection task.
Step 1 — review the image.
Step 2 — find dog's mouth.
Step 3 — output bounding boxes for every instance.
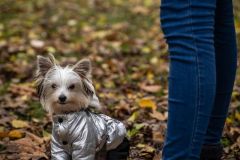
[58,102,67,105]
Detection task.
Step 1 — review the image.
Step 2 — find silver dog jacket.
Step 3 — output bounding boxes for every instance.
[51,110,126,160]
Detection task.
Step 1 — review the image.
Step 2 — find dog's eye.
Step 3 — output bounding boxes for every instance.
[68,84,75,90]
[51,84,57,89]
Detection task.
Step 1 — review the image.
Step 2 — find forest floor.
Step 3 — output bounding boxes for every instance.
[0,0,240,159]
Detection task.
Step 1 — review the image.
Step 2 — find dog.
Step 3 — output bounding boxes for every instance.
[35,54,129,160]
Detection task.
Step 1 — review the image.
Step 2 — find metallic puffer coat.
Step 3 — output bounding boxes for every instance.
[51,110,126,160]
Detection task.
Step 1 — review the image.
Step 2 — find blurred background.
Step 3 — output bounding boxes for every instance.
[0,0,239,159]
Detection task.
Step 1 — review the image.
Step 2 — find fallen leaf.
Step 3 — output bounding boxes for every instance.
[127,111,139,122]
[152,131,164,143]
[138,98,157,110]
[153,152,162,160]
[42,130,51,139]
[11,120,29,128]
[8,130,24,139]
[0,126,4,131]
[136,143,155,153]
[0,131,8,139]
[5,133,48,160]
[30,39,45,49]
[226,117,233,124]
[147,71,154,81]
[127,123,145,138]
[139,83,162,93]
[132,6,149,15]
[149,110,167,121]
[235,111,240,121]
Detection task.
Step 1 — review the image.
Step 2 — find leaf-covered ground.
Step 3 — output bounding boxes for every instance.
[0,0,239,160]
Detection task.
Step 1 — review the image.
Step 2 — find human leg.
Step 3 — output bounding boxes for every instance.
[201,0,237,159]
[160,0,217,159]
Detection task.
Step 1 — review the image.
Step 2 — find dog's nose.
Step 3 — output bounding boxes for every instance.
[58,94,67,103]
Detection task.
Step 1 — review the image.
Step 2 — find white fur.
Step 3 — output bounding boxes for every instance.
[36,56,101,115]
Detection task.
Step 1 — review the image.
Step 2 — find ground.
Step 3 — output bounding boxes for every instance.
[0,0,240,160]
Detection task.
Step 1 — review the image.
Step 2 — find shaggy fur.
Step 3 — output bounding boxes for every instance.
[35,54,129,160]
[35,54,95,114]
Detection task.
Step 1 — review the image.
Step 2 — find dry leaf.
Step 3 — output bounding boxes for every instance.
[132,6,149,15]
[0,131,8,139]
[11,120,29,128]
[138,98,157,110]
[149,110,167,121]
[152,131,164,143]
[127,111,139,122]
[153,152,162,160]
[30,39,45,48]
[235,111,240,121]
[8,130,24,139]
[140,83,162,93]
[136,144,155,153]
[5,133,48,160]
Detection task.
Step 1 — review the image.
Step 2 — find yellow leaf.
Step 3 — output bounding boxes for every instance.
[235,111,240,121]
[127,111,139,122]
[150,57,158,65]
[46,46,56,53]
[136,144,155,153]
[147,71,154,81]
[95,83,101,90]
[21,95,28,101]
[138,98,157,110]
[11,120,29,128]
[8,130,24,139]
[141,46,151,54]
[42,130,51,139]
[226,117,233,124]
[0,126,4,132]
[92,30,109,39]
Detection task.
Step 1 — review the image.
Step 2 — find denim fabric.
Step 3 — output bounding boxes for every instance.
[160,0,237,159]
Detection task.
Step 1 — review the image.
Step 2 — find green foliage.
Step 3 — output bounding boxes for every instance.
[27,101,45,120]
[127,123,145,139]
[0,83,9,96]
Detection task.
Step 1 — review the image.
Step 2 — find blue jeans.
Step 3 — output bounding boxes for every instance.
[160,0,237,159]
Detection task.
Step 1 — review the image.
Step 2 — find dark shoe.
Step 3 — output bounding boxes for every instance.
[106,137,130,160]
[200,144,223,160]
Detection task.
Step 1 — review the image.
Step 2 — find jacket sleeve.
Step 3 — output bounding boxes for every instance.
[99,114,126,150]
[51,134,71,160]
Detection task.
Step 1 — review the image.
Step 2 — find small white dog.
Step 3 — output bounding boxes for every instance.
[36,54,129,160]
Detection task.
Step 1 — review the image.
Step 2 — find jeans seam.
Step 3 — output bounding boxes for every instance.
[188,0,201,158]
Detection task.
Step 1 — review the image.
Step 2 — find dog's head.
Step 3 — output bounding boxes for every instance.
[35,54,97,114]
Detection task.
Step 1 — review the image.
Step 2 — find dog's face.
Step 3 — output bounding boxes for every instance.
[36,55,94,114]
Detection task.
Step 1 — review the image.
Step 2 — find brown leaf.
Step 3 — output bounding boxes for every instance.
[152,131,164,143]
[4,131,48,160]
[153,152,162,160]
[132,6,149,15]
[149,110,167,121]
[0,131,8,139]
[139,83,162,93]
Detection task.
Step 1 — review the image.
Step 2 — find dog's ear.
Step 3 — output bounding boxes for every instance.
[37,54,55,77]
[48,53,57,65]
[72,58,91,79]
[82,79,94,97]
